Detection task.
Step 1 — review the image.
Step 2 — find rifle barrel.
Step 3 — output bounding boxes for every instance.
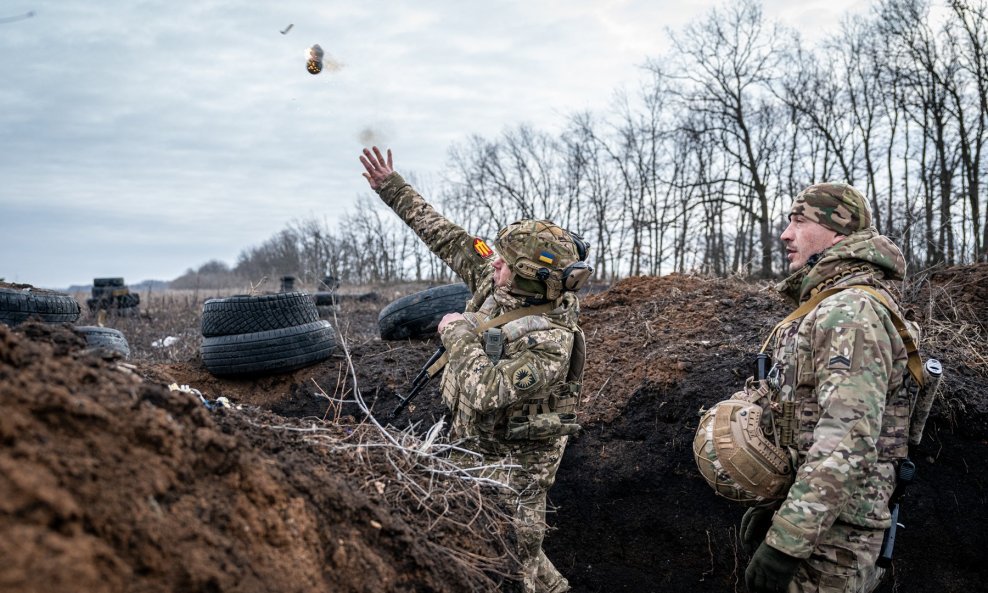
[389,346,447,419]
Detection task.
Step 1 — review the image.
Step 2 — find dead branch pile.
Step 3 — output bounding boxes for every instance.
[244,316,523,591]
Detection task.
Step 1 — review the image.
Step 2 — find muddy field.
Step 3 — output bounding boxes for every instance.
[2,268,987,593]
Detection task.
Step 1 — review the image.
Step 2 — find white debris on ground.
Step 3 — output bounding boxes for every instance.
[168,383,233,410]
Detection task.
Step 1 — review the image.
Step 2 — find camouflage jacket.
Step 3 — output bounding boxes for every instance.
[376,173,581,455]
[763,228,916,559]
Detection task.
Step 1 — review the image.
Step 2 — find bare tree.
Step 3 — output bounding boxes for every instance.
[661,0,789,276]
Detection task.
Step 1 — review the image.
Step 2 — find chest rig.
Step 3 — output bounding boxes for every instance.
[437,297,585,443]
[762,286,925,460]
[499,316,585,441]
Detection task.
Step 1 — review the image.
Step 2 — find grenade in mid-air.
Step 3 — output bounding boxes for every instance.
[306,44,324,75]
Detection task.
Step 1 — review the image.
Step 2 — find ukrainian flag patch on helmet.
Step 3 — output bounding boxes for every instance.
[538,251,555,264]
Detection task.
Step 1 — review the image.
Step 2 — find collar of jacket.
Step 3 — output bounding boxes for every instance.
[775,227,907,305]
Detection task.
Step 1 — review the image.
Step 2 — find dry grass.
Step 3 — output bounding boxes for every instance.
[905,275,988,374]
[70,289,211,364]
[239,314,522,590]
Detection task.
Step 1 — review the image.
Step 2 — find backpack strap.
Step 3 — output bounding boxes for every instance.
[760,286,923,387]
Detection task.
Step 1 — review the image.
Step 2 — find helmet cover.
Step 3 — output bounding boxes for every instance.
[494,219,590,299]
[693,384,793,504]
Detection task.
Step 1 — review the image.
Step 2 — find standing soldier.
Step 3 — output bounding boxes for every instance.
[359,146,592,593]
[695,183,922,593]
[746,183,918,593]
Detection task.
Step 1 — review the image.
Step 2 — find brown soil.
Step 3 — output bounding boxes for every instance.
[2,269,987,593]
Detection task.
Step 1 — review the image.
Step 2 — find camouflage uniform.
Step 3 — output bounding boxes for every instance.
[760,193,916,592]
[375,172,580,593]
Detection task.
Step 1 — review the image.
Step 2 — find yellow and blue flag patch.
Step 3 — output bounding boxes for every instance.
[538,251,555,264]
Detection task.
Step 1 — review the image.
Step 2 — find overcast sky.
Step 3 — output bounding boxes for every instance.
[1,0,868,289]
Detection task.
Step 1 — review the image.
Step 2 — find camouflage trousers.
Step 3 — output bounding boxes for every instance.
[788,521,886,593]
[467,436,570,593]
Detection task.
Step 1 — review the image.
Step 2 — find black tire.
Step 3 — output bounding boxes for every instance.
[86,293,140,313]
[117,292,140,308]
[312,291,336,306]
[0,288,81,326]
[74,326,131,358]
[377,283,471,341]
[200,320,337,377]
[201,291,320,337]
[91,286,115,298]
[93,277,125,288]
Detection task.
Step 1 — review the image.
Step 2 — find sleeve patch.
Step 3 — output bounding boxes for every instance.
[512,363,541,391]
[827,328,859,371]
[473,237,494,259]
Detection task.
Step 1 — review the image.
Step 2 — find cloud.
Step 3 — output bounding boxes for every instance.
[0,0,869,288]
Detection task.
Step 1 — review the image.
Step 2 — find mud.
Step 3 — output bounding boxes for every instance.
[2,268,987,593]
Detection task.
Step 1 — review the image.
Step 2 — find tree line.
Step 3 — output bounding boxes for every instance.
[173,0,988,290]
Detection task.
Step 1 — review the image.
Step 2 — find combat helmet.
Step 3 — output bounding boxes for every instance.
[493,219,593,301]
[693,380,794,505]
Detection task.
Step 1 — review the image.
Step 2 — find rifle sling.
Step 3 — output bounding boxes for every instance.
[425,302,555,378]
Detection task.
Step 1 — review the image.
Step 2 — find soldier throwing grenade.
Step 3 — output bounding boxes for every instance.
[359,146,593,593]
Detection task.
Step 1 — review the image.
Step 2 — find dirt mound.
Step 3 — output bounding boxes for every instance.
[3,267,988,593]
[0,322,512,593]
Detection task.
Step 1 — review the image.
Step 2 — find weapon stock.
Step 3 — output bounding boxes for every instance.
[389,346,446,420]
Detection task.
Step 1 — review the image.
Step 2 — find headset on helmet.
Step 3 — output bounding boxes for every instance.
[494,220,594,300]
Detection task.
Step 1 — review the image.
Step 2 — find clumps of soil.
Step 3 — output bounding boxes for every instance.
[0,322,515,593]
[578,274,788,424]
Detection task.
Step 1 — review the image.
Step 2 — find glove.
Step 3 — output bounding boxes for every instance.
[745,542,800,593]
[740,506,775,555]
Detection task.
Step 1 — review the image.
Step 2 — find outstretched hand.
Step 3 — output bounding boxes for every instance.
[360,146,394,190]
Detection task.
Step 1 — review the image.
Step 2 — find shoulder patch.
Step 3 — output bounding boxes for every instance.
[827,328,860,371]
[512,363,540,391]
[473,237,494,259]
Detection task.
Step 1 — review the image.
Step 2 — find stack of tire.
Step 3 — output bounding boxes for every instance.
[0,284,130,357]
[87,277,140,317]
[199,291,337,377]
[0,285,81,326]
[378,283,471,340]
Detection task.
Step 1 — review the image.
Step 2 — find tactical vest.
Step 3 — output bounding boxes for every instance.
[441,296,585,447]
[766,286,924,462]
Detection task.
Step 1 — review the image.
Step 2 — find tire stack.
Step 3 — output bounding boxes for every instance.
[377,283,471,340]
[86,278,140,317]
[199,291,337,377]
[0,286,81,326]
[311,276,339,318]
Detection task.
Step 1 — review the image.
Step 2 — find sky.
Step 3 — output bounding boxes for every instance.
[0,0,868,289]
